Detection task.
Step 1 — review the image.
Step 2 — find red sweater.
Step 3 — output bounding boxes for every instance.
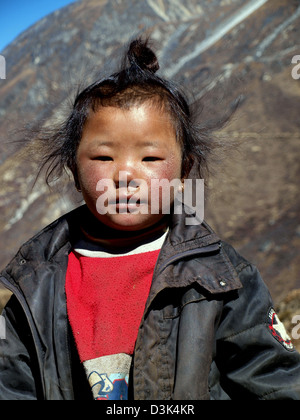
[66,248,160,362]
[65,231,167,400]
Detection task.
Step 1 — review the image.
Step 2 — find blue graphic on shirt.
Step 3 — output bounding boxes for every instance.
[88,371,128,400]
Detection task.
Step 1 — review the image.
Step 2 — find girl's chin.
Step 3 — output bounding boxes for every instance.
[97,213,165,232]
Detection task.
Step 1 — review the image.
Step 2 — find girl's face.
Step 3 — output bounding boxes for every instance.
[76,102,183,232]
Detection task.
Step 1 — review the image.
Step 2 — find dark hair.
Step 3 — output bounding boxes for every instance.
[35,37,235,187]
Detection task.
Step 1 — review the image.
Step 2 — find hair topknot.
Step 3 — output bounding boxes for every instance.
[127,38,160,74]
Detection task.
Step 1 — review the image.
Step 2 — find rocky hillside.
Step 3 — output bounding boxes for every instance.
[0,0,300,341]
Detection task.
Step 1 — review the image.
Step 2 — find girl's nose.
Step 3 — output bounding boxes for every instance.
[113,161,139,189]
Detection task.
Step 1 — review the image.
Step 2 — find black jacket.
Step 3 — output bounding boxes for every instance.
[1,206,300,400]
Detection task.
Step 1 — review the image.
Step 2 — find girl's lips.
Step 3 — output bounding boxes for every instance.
[105,190,149,213]
[115,203,140,212]
[116,192,136,203]
[108,188,146,204]
[107,196,138,205]
[104,192,140,210]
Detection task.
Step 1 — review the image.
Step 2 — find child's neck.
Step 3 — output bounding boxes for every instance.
[79,209,169,250]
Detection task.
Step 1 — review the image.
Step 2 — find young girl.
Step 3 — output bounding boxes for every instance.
[0,38,300,401]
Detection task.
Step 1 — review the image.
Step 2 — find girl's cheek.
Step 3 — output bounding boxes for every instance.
[79,166,105,197]
[158,157,182,182]
[145,151,182,181]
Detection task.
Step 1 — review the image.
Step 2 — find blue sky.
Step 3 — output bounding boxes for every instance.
[0,0,78,52]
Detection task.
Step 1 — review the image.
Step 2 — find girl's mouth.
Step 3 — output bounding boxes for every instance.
[108,191,147,213]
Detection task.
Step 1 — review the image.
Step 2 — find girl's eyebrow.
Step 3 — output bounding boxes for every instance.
[140,141,160,148]
[94,140,114,147]
[88,140,115,150]
[92,140,162,148]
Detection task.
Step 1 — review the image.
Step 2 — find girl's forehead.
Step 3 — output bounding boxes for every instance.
[79,103,181,154]
[85,102,175,134]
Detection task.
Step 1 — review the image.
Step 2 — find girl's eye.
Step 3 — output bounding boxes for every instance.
[143,157,162,162]
[94,156,113,161]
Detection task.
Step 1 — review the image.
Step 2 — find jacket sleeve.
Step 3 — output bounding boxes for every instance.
[215,261,300,400]
[0,295,40,400]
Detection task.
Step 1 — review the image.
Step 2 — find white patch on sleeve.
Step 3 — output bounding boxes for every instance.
[268,308,294,351]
